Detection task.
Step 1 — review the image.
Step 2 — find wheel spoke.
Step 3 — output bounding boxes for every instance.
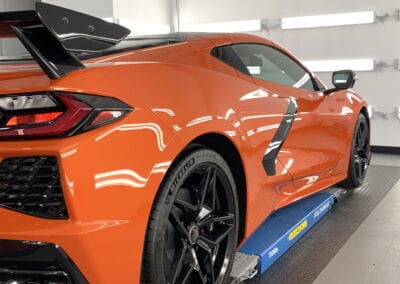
[198,166,216,211]
[197,239,216,283]
[167,240,189,283]
[190,248,208,284]
[198,238,213,254]
[355,159,362,179]
[356,128,362,148]
[360,158,368,177]
[169,210,190,239]
[179,263,195,284]
[175,197,198,212]
[198,213,234,228]
[212,243,220,264]
[199,221,234,247]
[174,186,198,213]
[214,222,234,244]
[359,125,368,147]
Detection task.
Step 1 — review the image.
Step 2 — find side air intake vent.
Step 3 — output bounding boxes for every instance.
[0,156,68,219]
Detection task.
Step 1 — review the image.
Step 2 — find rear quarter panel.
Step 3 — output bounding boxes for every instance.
[82,62,296,237]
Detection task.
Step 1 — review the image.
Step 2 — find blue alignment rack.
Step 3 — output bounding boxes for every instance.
[239,192,335,275]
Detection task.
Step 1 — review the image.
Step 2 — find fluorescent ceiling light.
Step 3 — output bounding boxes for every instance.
[282,11,375,29]
[303,59,375,72]
[106,18,170,35]
[180,19,261,33]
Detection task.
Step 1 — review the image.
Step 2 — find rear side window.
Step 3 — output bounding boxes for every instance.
[213,43,316,91]
[211,45,250,76]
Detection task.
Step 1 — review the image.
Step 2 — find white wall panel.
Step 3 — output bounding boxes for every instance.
[43,0,173,33]
[43,0,113,18]
[113,0,172,26]
[0,0,36,11]
[0,0,38,56]
[179,0,268,24]
[259,0,400,147]
[179,0,400,147]
[265,0,398,17]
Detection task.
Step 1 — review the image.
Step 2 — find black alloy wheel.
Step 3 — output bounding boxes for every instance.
[141,146,239,284]
[341,113,370,188]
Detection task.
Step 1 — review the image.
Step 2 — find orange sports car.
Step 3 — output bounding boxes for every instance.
[0,3,369,284]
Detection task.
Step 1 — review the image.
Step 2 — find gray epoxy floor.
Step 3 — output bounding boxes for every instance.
[314,179,400,284]
[314,153,400,284]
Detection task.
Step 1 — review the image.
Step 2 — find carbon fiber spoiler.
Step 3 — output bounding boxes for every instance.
[0,2,130,79]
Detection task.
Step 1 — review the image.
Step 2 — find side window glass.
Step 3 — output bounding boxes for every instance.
[231,44,316,91]
[211,45,250,76]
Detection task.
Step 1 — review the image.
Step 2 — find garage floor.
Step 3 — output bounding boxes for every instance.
[244,153,400,284]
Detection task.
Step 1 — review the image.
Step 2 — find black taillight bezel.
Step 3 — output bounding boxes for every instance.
[62,93,133,136]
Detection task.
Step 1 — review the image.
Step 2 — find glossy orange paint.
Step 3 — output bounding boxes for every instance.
[0,33,368,282]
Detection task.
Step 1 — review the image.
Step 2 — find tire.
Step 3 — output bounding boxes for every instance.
[141,146,239,284]
[341,113,370,189]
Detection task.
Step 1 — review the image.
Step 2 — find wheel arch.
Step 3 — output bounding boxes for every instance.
[191,133,247,245]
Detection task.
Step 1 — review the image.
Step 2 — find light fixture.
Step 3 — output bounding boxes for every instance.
[281,11,375,30]
[302,59,375,72]
[180,19,261,33]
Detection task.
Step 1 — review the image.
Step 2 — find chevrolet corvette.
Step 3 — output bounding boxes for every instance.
[0,3,370,284]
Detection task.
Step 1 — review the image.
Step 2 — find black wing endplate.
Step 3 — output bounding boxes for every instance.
[0,2,130,79]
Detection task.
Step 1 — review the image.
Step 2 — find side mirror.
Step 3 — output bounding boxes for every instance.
[324,69,357,94]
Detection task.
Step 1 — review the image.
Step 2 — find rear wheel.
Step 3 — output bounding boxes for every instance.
[141,146,239,284]
[341,113,370,188]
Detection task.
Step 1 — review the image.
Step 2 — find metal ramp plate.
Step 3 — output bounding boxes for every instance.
[238,192,334,275]
[230,252,259,281]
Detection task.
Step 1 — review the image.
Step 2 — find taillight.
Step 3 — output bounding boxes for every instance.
[6,112,63,126]
[0,92,132,139]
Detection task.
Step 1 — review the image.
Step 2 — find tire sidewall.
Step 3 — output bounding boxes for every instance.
[348,113,369,187]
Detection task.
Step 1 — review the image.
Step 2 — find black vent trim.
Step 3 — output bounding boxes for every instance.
[0,239,88,283]
[0,156,68,219]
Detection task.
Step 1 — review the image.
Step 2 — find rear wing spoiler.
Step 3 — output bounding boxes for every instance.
[0,2,130,79]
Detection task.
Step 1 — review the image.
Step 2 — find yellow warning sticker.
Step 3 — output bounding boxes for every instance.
[289,220,308,240]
